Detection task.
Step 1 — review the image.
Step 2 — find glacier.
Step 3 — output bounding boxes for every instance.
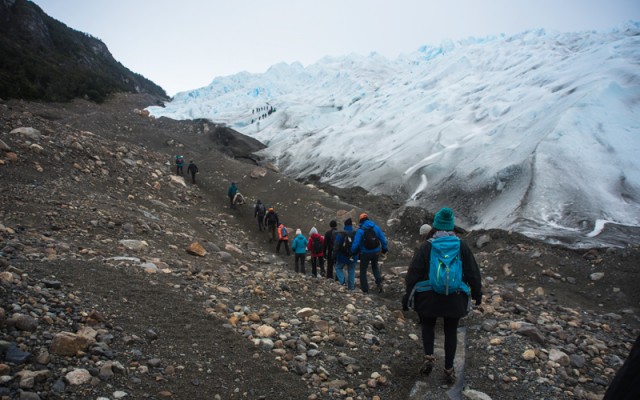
[147,22,640,248]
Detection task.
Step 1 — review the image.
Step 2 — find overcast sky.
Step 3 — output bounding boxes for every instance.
[31,0,640,96]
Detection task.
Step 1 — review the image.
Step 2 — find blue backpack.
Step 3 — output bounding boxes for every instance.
[408,236,469,308]
[428,236,469,295]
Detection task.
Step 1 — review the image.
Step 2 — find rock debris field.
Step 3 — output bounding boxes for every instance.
[0,94,638,400]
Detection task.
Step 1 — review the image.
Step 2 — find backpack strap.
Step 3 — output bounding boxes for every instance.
[408,280,432,309]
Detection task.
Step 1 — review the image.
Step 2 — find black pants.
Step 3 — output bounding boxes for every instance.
[276,240,290,255]
[311,256,324,277]
[267,224,277,242]
[176,165,183,175]
[421,317,460,369]
[256,216,265,231]
[326,255,335,279]
[358,252,382,293]
[294,254,306,273]
[190,172,196,183]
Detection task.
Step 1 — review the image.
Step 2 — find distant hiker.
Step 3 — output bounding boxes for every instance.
[323,220,338,280]
[254,199,267,231]
[402,207,482,385]
[228,182,238,209]
[276,223,290,255]
[186,160,198,183]
[333,218,358,290]
[307,227,325,278]
[419,223,433,242]
[175,155,184,175]
[351,213,388,293]
[264,207,279,242]
[291,228,307,274]
[233,192,246,207]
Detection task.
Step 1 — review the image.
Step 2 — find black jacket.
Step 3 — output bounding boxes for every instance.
[264,211,279,226]
[323,228,337,257]
[403,237,482,319]
[604,334,640,400]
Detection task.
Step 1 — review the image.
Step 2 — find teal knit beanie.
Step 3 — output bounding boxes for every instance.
[433,207,455,231]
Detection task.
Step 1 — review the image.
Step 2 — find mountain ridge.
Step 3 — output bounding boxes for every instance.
[0,0,167,102]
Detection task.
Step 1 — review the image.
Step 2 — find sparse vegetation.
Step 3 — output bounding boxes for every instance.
[0,0,167,102]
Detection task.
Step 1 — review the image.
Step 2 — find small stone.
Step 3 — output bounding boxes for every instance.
[522,349,536,361]
[549,348,570,366]
[65,369,91,385]
[186,242,207,257]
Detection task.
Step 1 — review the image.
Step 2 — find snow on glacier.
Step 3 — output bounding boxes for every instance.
[147,23,640,247]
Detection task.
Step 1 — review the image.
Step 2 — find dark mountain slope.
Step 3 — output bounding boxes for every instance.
[0,0,167,102]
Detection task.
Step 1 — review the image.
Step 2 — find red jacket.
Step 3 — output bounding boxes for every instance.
[307,233,324,257]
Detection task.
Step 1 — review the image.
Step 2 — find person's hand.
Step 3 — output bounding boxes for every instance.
[474,296,482,306]
[401,295,409,311]
[381,248,388,254]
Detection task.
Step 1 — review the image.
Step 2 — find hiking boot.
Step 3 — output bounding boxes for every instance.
[444,367,456,384]
[420,355,435,376]
[377,283,384,293]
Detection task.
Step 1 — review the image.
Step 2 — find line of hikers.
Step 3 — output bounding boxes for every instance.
[254,200,485,386]
[172,162,492,387]
[170,157,485,386]
[165,160,632,395]
[254,201,389,294]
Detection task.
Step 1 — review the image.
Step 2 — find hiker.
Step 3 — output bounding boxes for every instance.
[175,155,184,175]
[291,229,307,274]
[351,213,388,293]
[415,223,433,250]
[264,207,279,242]
[233,192,246,207]
[333,218,358,290]
[186,160,198,184]
[419,223,432,242]
[307,227,325,278]
[254,199,266,231]
[401,207,482,385]
[228,182,238,209]
[323,220,338,279]
[276,223,290,255]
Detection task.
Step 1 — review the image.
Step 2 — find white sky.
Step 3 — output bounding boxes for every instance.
[31,0,640,96]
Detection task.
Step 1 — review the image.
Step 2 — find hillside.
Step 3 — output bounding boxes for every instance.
[0,0,167,102]
[0,94,638,399]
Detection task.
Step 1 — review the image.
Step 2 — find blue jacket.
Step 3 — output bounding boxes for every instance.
[291,234,307,254]
[228,184,238,198]
[333,225,358,264]
[351,219,388,255]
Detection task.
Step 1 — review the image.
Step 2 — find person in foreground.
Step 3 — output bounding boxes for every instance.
[402,207,482,384]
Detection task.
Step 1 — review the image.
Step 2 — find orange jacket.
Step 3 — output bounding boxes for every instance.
[277,224,289,241]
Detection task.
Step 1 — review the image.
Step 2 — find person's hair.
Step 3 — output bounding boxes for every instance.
[425,229,436,240]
